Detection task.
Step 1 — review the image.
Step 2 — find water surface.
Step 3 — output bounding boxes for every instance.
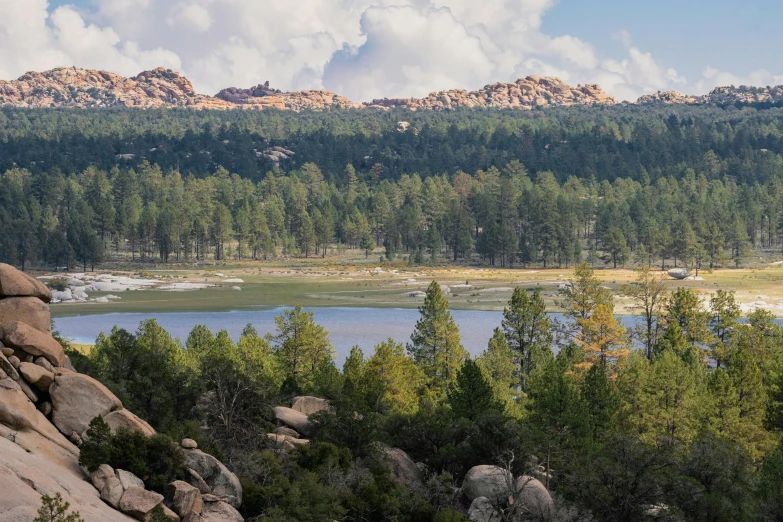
[54,307,640,365]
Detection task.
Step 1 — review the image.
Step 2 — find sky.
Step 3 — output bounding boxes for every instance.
[2,0,781,102]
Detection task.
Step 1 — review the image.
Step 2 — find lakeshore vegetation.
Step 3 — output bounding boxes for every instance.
[64,266,783,521]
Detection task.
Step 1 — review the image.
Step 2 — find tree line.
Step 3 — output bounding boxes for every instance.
[1,155,778,270]
[64,265,783,520]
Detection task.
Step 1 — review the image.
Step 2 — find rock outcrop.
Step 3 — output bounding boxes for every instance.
[291,395,330,415]
[460,465,554,522]
[366,76,616,111]
[0,67,231,109]
[272,406,315,437]
[0,263,238,522]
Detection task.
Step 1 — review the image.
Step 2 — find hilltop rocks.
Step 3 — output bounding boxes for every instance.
[462,465,513,502]
[50,373,123,436]
[0,67,231,109]
[216,83,361,111]
[367,76,616,111]
[0,321,65,367]
[636,90,700,104]
[183,449,242,508]
[0,297,52,334]
[0,264,51,302]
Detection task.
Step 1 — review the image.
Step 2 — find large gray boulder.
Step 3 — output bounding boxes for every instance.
[166,481,203,517]
[468,497,502,522]
[668,268,690,280]
[201,500,243,522]
[0,378,72,450]
[272,406,314,437]
[381,447,423,491]
[91,464,116,492]
[100,476,124,509]
[116,469,145,491]
[0,297,52,335]
[50,373,123,436]
[291,396,330,415]
[183,449,242,508]
[0,263,52,302]
[18,362,54,392]
[102,409,156,437]
[118,487,164,520]
[514,476,554,518]
[462,465,513,502]
[0,321,65,367]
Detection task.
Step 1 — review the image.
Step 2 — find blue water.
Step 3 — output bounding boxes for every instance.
[53,307,641,366]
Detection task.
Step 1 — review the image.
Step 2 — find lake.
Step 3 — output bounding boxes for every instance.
[53,307,642,365]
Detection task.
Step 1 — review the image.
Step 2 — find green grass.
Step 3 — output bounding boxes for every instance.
[48,264,783,318]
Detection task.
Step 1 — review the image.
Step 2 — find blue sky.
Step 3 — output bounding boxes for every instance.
[4,0,781,101]
[544,0,782,81]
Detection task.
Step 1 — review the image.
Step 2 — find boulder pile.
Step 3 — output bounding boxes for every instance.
[0,263,242,521]
[461,465,554,522]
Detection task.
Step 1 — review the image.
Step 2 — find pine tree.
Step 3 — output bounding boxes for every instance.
[582,363,619,440]
[476,328,520,415]
[408,281,467,394]
[620,268,668,359]
[577,303,628,368]
[501,287,552,390]
[35,493,84,522]
[448,359,502,420]
[269,306,334,390]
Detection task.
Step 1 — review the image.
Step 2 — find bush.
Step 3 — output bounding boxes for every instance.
[35,493,84,522]
[79,417,186,493]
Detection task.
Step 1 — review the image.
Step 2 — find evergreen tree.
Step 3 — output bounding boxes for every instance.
[408,281,467,394]
[501,287,552,390]
[447,359,502,420]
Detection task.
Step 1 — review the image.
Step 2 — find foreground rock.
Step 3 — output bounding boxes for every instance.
[166,481,203,517]
[102,409,156,437]
[462,465,513,502]
[117,487,165,520]
[0,321,65,367]
[0,430,133,521]
[0,263,51,302]
[183,449,242,508]
[0,297,52,334]
[200,499,243,522]
[272,406,315,437]
[50,372,123,436]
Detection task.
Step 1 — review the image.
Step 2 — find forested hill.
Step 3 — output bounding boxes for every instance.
[2,103,783,183]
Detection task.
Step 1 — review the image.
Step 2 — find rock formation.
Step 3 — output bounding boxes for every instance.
[366,76,616,111]
[0,263,241,521]
[461,465,554,522]
[636,85,783,106]
[0,67,232,109]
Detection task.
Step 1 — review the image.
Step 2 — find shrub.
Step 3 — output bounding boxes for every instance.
[35,493,84,522]
[79,419,186,493]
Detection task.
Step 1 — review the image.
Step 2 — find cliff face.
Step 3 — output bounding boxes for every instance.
[366,76,616,110]
[2,66,782,111]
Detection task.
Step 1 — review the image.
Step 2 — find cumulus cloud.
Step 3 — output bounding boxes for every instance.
[0,0,779,102]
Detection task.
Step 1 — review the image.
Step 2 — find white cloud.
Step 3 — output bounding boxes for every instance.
[0,0,779,103]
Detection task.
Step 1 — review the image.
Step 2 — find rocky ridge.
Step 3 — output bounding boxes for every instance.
[0,67,232,109]
[636,85,783,106]
[2,66,782,113]
[0,263,241,521]
[366,76,616,110]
